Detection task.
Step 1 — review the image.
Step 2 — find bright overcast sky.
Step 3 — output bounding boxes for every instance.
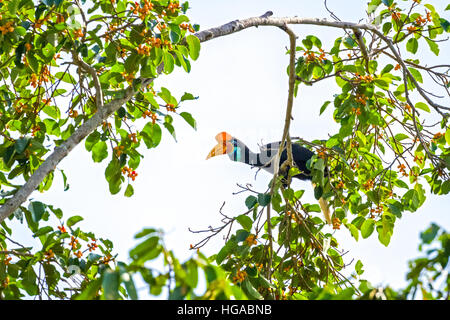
[10,0,450,297]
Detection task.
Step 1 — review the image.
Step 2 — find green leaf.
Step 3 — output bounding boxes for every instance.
[75,279,102,300]
[420,223,440,244]
[245,195,258,209]
[134,228,158,239]
[355,260,364,275]
[185,260,199,288]
[22,266,38,295]
[27,53,39,73]
[373,78,390,90]
[445,127,450,145]
[186,35,200,60]
[406,38,418,54]
[425,38,439,55]
[14,138,30,154]
[129,237,160,262]
[243,279,263,300]
[216,238,237,265]
[55,72,76,84]
[105,42,118,63]
[105,159,123,195]
[29,201,46,223]
[42,263,59,292]
[124,52,140,74]
[377,215,394,246]
[257,193,271,206]
[180,92,197,101]
[402,189,420,212]
[67,215,83,227]
[326,136,340,148]
[179,112,196,130]
[361,219,375,239]
[320,101,331,115]
[415,102,430,113]
[48,205,64,219]
[140,59,157,77]
[163,51,175,74]
[440,18,450,32]
[8,0,20,15]
[236,229,250,242]
[124,184,134,197]
[368,60,378,74]
[42,105,61,120]
[382,22,392,35]
[348,223,359,241]
[164,122,176,141]
[117,107,126,118]
[408,67,423,83]
[377,227,391,246]
[42,43,56,60]
[302,38,313,50]
[122,273,138,300]
[174,50,191,72]
[203,266,217,284]
[314,185,323,200]
[91,141,108,163]
[314,158,325,172]
[387,201,403,218]
[169,29,181,44]
[141,122,162,149]
[85,131,100,151]
[381,64,393,75]
[305,204,321,213]
[33,226,53,237]
[343,36,356,48]
[236,215,253,232]
[102,269,120,300]
[394,133,409,141]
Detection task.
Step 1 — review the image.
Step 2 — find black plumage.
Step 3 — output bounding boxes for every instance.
[227,138,314,181]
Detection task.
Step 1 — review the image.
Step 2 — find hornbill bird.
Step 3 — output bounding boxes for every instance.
[206,132,331,224]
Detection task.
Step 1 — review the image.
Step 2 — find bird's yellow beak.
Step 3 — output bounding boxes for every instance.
[206,143,228,160]
[206,132,234,160]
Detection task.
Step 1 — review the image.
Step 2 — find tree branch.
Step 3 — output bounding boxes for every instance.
[194,13,449,113]
[195,14,376,43]
[72,52,104,110]
[264,24,297,283]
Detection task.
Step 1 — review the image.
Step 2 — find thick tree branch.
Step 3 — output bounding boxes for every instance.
[195,14,377,43]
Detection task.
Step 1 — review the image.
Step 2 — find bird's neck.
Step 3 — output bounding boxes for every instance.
[245,147,264,167]
[233,141,267,167]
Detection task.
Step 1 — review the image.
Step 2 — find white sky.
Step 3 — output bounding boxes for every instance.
[9,0,450,298]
